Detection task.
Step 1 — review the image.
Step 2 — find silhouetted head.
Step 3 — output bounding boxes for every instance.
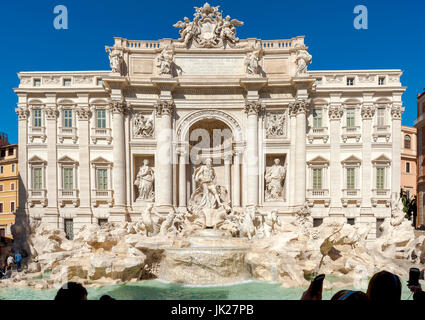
[99,294,116,301]
[366,271,401,301]
[54,282,88,301]
[331,290,369,302]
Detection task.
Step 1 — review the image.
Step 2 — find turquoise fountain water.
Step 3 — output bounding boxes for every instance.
[0,279,415,300]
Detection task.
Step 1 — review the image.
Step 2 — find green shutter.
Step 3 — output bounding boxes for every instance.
[376,168,385,189]
[33,168,42,190]
[97,110,106,129]
[97,169,108,190]
[346,168,355,189]
[33,109,42,127]
[346,109,355,127]
[313,169,322,190]
[63,168,73,190]
[313,109,322,128]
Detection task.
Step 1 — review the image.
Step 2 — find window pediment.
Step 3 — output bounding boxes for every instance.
[372,154,391,165]
[341,155,361,165]
[28,155,47,164]
[307,156,329,166]
[58,156,78,165]
[91,156,112,166]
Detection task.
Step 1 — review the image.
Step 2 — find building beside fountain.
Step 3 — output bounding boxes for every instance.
[14,3,405,240]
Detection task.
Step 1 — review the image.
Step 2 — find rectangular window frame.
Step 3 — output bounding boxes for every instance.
[32,167,43,191]
[33,109,42,128]
[63,109,73,128]
[376,167,385,189]
[96,109,107,129]
[62,167,74,191]
[312,109,323,128]
[346,167,356,189]
[346,108,356,128]
[96,168,108,190]
[312,168,323,190]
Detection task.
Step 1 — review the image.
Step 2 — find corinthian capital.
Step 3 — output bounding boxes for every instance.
[288,98,311,115]
[76,106,92,121]
[45,107,59,120]
[361,105,375,119]
[110,100,127,114]
[155,99,175,117]
[244,100,264,116]
[328,105,344,120]
[15,107,29,120]
[391,104,404,120]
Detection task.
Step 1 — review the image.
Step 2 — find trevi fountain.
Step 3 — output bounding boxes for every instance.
[2,3,424,299]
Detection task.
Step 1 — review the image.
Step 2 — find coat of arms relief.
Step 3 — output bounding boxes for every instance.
[173,2,244,48]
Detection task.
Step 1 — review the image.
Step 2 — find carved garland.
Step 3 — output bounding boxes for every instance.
[244,101,264,116]
[328,105,344,120]
[15,107,29,120]
[155,99,175,117]
[75,107,92,121]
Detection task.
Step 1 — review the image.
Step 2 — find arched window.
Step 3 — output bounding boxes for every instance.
[404,135,411,149]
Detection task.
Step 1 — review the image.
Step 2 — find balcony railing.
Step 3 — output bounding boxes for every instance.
[29,126,47,143]
[342,189,361,197]
[58,127,78,143]
[59,189,79,207]
[28,189,47,207]
[373,125,390,132]
[91,189,114,207]
[91,127,112,144]
[307,189,329,197]
[371,189,391,207]
[342,126,361,142]
[307,127,329,143]
[372,189,390,197]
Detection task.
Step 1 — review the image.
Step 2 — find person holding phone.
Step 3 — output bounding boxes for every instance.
[408,268,425,302]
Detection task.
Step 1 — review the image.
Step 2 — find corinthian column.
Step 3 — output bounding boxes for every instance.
[244,101,263,207]
[155,99,174,209]
[110,101,127,211]
[328,104,344,211]
[391,104,404,197]
[361,104,375,210]
[15,107,29,215]
[45,104,59,223]
[76,105,92,219]
[178,147,187,208]
[292,99,310,206]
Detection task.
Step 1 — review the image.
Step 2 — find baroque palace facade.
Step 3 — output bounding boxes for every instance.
[14,3,405,239]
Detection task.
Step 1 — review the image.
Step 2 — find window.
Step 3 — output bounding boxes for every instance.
[346,168,356,189]
[63,79,72,86]
[63,167,74,190]
[347,218,355,225]
[10,183,15,191]
[33,79,41,87]
[0,150,4,157]
[33,109,42,127]
[312,168,322,190]
[33,167,43,190]
[376,167,385,189]
[97,78,103,86]
[377,108,385,127]
[378,77,385,85]
[0,203,3,213]
[96,109,106,129]
[406,162,411,173]
[0,166,3,174]
[10,202,15,212]
[63,109,73,128]
[97,169,108,190]
[347,78,354,86]
[98,218,108,227]
[404,135,411,149]
[346,108,355,127]
[0,185,3,191]
[8,148,13,156]
[64,219,74,240]
[11,164,15,172]
[312,109,322,128]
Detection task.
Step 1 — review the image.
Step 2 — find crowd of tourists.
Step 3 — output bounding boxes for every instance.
[301,270,425,302]
[0,251,22,279]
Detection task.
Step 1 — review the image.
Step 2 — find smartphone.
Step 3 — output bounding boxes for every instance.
[310,274,325,296]
[408,268,420,287]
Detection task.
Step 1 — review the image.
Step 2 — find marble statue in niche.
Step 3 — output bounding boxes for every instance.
[134,159,155,201]
[188,158,231,213]
[133,113,154,138]
[265,158,287,201]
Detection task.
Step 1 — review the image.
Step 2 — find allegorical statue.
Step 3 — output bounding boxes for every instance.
[140,203,162,236]
[244,42,262,76]
[295,48,312,76]
[156,44,175,75]
[134,159,155,201]
[188,158,230,214]
[265,158,287,201]
[106,47,122,73]
[133,113,154,138]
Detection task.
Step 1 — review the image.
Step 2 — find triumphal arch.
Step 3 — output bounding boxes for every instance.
[15,3,405,239]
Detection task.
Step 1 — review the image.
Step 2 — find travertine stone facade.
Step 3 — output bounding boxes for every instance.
[14,3,406,239]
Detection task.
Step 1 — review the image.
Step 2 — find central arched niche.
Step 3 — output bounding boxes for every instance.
[187,118,234,198]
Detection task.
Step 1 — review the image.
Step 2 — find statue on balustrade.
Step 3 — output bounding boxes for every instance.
[188,158,231,215]
[134,159,155,201]
[156,44,175,75]
[265,158,287,201]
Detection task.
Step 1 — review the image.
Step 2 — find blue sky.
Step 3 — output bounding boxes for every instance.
[0,0,423,144]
